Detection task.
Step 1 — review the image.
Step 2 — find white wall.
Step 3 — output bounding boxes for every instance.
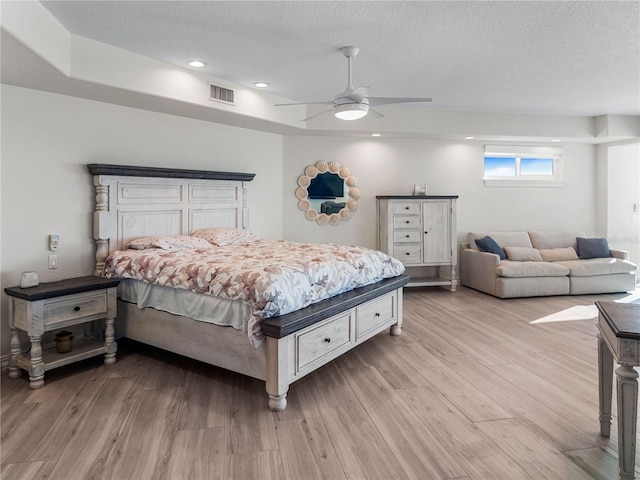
[607,142,640,266]
[283,135,598,249]
[0,85,284,357]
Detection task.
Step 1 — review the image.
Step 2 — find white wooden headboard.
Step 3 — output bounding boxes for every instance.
[89,164,255,275]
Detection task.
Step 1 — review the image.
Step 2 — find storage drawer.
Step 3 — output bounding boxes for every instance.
[296,313,352,370]
[393,230,422,243]
[392,202,421,215]
[356,293,395,341]
[44,291,108,327]
[393,215,421,229]
[393,244,422,264]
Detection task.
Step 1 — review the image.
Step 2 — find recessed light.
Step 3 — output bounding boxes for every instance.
[187,60,207,68]
[253,82,269,88]
[550,139,561,142]
[464,136,475,140]
[371,133,381,137]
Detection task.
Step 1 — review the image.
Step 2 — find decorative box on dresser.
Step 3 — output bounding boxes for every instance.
[377,195,458,290]
[5,276,120,389]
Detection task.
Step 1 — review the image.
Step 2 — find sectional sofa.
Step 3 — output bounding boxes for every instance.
[460,231,637,298]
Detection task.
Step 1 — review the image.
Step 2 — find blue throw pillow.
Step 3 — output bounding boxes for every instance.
[475,236,506,260]
[576,237,611,259]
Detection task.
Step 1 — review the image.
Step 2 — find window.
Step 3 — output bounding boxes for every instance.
[484,145,564,187]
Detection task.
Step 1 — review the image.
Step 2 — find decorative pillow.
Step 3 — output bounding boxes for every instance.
[539,247,579,262]
[504,246,543,262]
[474,236,506,260]
[576,237,611,259]
[191,228,259,247]
[127,235,212,251]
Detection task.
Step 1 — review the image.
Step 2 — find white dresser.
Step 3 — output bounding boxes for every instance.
[377,195,458,290]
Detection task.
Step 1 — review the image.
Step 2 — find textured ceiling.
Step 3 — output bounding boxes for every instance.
[41,0,640,116]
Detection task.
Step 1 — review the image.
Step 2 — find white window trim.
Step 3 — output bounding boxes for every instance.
[483,145,565,187]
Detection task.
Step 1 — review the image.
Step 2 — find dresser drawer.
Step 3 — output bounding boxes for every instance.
[393,244,422,264]
[393,230,422,243]
[296,313,352,370]
[356,292,395,341]
[392,202,421,215]
[44,291,108,327]
[393,215,421,229]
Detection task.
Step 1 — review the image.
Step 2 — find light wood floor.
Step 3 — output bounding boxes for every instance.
[2,286,640,480]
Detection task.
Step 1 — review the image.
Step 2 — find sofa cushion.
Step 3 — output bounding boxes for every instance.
[576,237,611,259]
[528,231,582,250]
[474,236,506,259]
[468,232,532,250]
[504,246,543,262]
[496,260,570,278]
[539,247,579,262]
[557,258,637,277]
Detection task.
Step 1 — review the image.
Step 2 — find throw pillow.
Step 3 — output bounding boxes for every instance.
[504,246,543,262]
[576,237,611,259]
[191,228,259,246]
[539,247,579,262]
[127,235,212,251]
[474,236,506,260]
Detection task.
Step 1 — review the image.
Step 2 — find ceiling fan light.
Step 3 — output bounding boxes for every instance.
[334,103,369,120]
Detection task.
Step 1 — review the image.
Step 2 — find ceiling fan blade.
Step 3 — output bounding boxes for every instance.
[369,106,385,118]
[274,100,334,107]
[346,86,370,103]
[368,97,432,107]
[301,109,334,122]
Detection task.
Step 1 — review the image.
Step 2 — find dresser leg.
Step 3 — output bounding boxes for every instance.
[616,364,638,480]
[28,335,45,389]
[103,317,117,365]
[8,327,22,379]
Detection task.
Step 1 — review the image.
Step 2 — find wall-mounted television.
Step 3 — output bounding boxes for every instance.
[307,172,344,199]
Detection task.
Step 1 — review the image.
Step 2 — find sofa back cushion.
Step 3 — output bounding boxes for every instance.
[528,231,583,250]
[467,232,532,250]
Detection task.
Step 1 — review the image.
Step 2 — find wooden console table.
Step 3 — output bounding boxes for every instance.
[596,301,640,480]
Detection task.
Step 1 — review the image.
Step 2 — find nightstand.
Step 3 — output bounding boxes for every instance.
[4,276,120,389]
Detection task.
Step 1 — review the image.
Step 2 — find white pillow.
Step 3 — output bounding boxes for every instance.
[504,246,543,262]
[127,235,212,251]
[191,228,259,247]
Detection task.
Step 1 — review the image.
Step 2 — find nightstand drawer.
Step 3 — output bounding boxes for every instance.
[393,215,421,229]
[393,244,422,264]
[44,291,108,327]
[393,230,422,243]
[393,202,421,215]
[297,313,352,370]
[356,292,395,340]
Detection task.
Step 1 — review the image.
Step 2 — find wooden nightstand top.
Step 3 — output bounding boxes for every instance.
[4,276,120,301]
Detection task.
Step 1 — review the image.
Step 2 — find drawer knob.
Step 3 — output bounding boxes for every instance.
[405,220,410,224]
[424,231,429,234]
[324,338,331,343]
[74,306,81,312]
[405,252,410,256]
[406,235,410,238]
[375,312,381,317]
[405,206,409,210]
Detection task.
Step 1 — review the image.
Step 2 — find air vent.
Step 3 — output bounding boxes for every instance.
[209,84,235,104]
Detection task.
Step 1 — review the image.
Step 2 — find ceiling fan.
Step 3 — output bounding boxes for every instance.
[275,46,432,121]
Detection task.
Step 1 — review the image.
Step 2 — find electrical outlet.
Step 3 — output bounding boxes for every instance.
[48,255,58,269]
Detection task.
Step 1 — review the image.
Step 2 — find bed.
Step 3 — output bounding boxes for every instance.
[89,163,409,410]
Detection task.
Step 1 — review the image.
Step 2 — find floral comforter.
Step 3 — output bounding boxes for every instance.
[102,240,405,346]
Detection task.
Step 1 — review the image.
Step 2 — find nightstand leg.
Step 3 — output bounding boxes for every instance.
[8,327,22,379]
[103,317,117,365]
[28,335,45,389]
